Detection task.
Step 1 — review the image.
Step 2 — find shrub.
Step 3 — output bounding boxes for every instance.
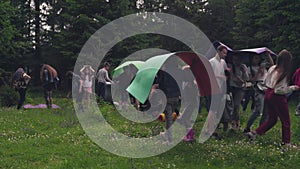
[0,85,18,107]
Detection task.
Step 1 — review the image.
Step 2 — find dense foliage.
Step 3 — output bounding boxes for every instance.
[0,85,18,107]
[1,0,300,83]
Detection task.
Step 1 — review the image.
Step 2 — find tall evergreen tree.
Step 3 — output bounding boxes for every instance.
[0,1,28,71]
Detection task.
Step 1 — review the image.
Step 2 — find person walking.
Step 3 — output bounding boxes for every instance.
[13,68,31,109]
[228,55,249,130]
[179,66,198,141]
[96,62,113,101]
[40,64,59,108]
[207,45,229,134]
[246,49,299,148]
[157,57,182,145]
[244,50,274,133]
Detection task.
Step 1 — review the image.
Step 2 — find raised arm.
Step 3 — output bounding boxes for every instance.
[265,48,274,66]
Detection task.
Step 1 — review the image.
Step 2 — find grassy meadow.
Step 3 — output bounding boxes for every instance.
[0,89,300,169]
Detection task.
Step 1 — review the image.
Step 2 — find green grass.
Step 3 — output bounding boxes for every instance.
[1,91,300,168]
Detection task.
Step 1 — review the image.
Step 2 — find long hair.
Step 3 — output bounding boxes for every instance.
[274,49,292,85]
[249,55,263,78]
[40,64,58,81]
[13,68,25,81]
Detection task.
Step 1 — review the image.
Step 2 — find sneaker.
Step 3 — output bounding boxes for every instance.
[183,135,193,142]
[283,143,298,150]
[183,128,195,142]
[246,131,257,140]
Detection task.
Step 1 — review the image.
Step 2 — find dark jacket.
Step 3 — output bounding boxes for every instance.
[156,70,181,98]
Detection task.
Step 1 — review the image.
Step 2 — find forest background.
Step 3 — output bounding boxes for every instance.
[1,0,300,85]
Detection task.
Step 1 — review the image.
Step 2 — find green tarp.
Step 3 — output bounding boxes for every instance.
[112,61,144,78]
[126,53,175,103]
[126,52,220,104]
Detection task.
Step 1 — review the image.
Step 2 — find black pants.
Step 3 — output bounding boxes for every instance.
[98,82,105,99]
[17,88,26,109]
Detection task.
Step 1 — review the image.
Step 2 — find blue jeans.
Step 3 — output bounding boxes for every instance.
[242,88,255,111]
[245,89,267,130]
[297,102,300,112]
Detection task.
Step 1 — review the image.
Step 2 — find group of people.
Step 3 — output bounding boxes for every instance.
[210,45,275,132]
[12,62,114,110]
[13,64,60,109]
[210,45,300,148]
[73,62,114,110]
[11,47,300,148]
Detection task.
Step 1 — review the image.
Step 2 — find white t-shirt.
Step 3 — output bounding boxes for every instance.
[265,65,297,94]
[209,55,227,92]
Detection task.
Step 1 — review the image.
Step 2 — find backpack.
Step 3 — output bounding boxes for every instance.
[13,70,27,90]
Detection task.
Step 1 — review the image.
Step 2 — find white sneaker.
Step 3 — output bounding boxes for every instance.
[246,131,257,140]
[283,143,298,150]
